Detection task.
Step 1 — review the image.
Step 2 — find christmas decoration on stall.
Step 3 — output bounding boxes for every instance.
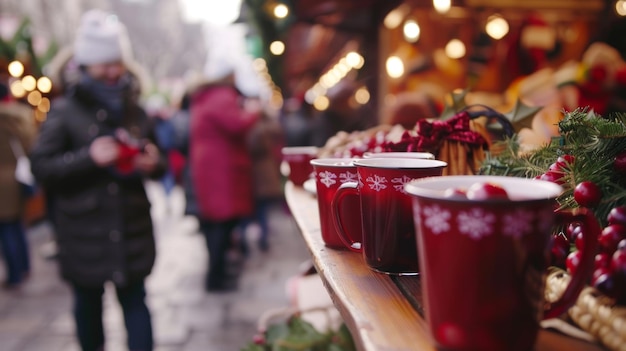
[556,42,626,116]
[1,16,59,122]
[0,17,58,77]
[243,0,295,92]
[481,109,626,302]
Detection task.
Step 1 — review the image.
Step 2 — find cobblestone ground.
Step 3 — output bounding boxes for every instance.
[0,183,310,351]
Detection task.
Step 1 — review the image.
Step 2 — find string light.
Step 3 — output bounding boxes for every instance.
[269,40,285,55]
[10,80,26,98]
[403,19,421,43]
[27,90,42,106]
[355,87,370,104]
[21,75,37,91]
[386,56,405,78]
[384,4,411,29]
[37,76,53,93]
[305,51,365,105]
[485,15,509,40]
[313,95,329,111]
[445,39,466,59]
[617,0,626,16]
[433,0,451,14]
[346,52,364,69]
[8,61,24,77]
[273,4,289,19]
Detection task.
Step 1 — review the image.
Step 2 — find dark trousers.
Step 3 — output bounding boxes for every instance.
[239,198,278,251]
[199,218,239,289]
[0,220,30,284]
[72,280,153,351]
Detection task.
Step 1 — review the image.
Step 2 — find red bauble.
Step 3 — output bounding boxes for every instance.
[573,181,602,207]
[608,206,626,226]
[614,152,626,174]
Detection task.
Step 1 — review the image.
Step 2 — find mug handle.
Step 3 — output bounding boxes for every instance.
[543,207,601,319]
[331,182,362,253]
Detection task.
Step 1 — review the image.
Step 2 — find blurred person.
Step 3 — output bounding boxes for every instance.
[170,93,198,217]
[241,108,285,253]
[0,79,36,289]
[280,96,314,147]
[144,93,177,213]
[30,9,165,351]
[189,58,260,292]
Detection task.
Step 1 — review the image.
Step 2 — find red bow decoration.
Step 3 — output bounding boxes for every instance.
[383,111,488,152]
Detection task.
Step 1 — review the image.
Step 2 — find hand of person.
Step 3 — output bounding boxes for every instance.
[89,136,120,167]
[134,142,160,174]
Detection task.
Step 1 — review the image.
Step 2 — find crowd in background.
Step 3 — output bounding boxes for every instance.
[0,8,319,351]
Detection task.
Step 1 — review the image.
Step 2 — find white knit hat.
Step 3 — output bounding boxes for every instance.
[204,56,236,82]
[73,9,131,65]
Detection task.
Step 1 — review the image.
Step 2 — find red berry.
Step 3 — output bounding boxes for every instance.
[599,224,626,253]
[566,222,583,241]
[551,234,570,267]
[608,206,626,226]
[614,152,626,174]
[566,250,582,275]
[548,162,565,173]
[611,248,626,275]
[573,181,602,207]
[618,239,626,251]
[595,252,612,269]
[574,231,585,251]
[539,171,566,185]
[557,154,575,168]
[593,273,618,297]
[466,182,509,200]
[252,333,265,345]
[593,266,613,285]
[444,188,467,199]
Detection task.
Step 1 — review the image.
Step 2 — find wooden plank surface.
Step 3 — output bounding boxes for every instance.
[284,181,607,351]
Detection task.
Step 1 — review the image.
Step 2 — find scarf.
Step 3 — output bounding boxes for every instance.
[78,71,131,117]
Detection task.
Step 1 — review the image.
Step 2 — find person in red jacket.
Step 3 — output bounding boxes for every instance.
[188,58,261,292]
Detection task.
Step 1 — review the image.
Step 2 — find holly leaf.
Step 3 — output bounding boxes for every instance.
[440,89,468,120]
[504,98,542,131]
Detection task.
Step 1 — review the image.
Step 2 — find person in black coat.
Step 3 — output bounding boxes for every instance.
[30,10,165,351]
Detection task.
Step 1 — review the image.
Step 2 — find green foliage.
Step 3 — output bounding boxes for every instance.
[481,109,626,226]
[0,16,58,77]
[243,0,294,91]
[241,315,356,351]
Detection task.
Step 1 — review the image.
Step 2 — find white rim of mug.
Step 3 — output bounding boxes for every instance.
[281,146,319,155]
[353,157,447,169]
[404,175,563,202]
[362,152,435,160]
[310,158,357,168]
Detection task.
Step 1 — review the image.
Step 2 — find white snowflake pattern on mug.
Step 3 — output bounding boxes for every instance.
[366,174,388,191]
[391,175,414,193]
[458,208,495,239]
[318,171,337,188]
[502,209,534,239]
[340,171,357,184]
[422,205,451,234]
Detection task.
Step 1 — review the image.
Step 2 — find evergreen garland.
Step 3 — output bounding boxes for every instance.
[481,109,626,226]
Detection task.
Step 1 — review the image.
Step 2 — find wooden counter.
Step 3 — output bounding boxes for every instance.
[284,181,607,351]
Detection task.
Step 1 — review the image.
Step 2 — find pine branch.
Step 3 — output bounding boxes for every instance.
[481,110,626,226]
